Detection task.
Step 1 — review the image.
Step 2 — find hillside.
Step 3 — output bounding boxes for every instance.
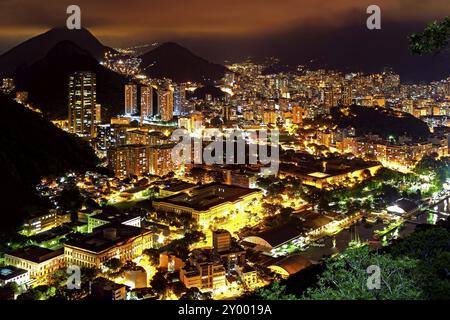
[14,41,127,120]
[0,27,110,78]
[0,93,98,232]
[330,105,431,140]
[140,42,228,84]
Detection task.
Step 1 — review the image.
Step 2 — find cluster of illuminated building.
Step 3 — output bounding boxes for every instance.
[3,57,450,300]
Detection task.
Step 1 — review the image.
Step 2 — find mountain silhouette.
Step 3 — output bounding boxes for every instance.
[0,27,110,77]
[140,42,228,84]
[14,40,127,120]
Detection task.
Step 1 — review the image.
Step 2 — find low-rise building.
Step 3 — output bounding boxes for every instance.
[153,183,262,224]
[159,252,185,272]
[180,249,226,291]
[91,277,127,300]
[268,255,312,278]
[0,266,29,286]
[280,158,382,190]
[64,224,153,268]
[4,246,64,279]
[159,181,196,198]
[87,211,142,233]
[22,210,58,236]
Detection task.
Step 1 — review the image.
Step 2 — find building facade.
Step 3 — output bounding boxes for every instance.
[64,225,153,268]
[4,246,65,279]
[68,72,98,138]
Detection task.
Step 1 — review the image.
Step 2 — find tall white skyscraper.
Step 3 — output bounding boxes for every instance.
[140,85,153,119]
[125,84,138,115]
[174,83,186,115]
[68,72,97,138]
[158,87,174,122]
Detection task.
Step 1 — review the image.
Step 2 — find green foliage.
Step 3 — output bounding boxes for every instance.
[52,288,86,301]
[390,227,450,299]
[153,210,195,229]
[162,230,206,260]
[0,93,98,233]
[180,287,212,300]
[409,17,450,54]
[391,227,450,261]
[143,187,159,199]
[256,282,297,300]
[256,223,450,301]
[56,187,83,213]
[17,285,57,300]
[414,155,450,189]
[0,282,19,300]
[171,281,187,297]
[48,269,70,288]
[303,247,423,300]
[104,258,123,271]
[150,271,169,295]
[143,248,161,265]
[330,105,430,140]
[257,176,305,203]
[80,267,100,283]
[317,160,450,215]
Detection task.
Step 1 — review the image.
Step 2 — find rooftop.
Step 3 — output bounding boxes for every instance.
[280,157,381,178]
[0,266,28,280]
[308,172,330,178]
[65,224,152,253]
[248,223,306,248]
[269,255,312,275]
[387,198,419,214]
[155,183,261,211]
[90,211,142,224]
[92,277,127,291]
[161,181,196,193]
[6,246,63,264]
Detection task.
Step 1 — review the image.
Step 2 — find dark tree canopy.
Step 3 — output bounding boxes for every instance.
[409,17,450,55]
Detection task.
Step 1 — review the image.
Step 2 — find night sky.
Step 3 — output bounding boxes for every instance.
[1,0,450,80]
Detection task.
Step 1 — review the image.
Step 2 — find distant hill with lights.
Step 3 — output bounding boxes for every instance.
[329,105,431,140]
[140,42,228,84]
[0,93,98,232]
[189,85,226,100]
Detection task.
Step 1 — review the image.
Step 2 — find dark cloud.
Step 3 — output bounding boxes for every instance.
[1,0,449,42]
[0,0,449,80]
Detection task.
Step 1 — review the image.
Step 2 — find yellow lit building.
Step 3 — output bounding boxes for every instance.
[336,137,434,172]
[180,249,226,291]
[4,246,65,279]
[68,72,97,138]
[292,105,304,125]
[159,252,185,272]
[159,87,174,122]
[152,183,262,224]
[140,85,153,118]
[124,83,138,115]
[263,111,277,125]
[300,164,382,189]
[21,210,58,236]
[107,144,150,178]
[64,225,153,268]
[149,144,177,176]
